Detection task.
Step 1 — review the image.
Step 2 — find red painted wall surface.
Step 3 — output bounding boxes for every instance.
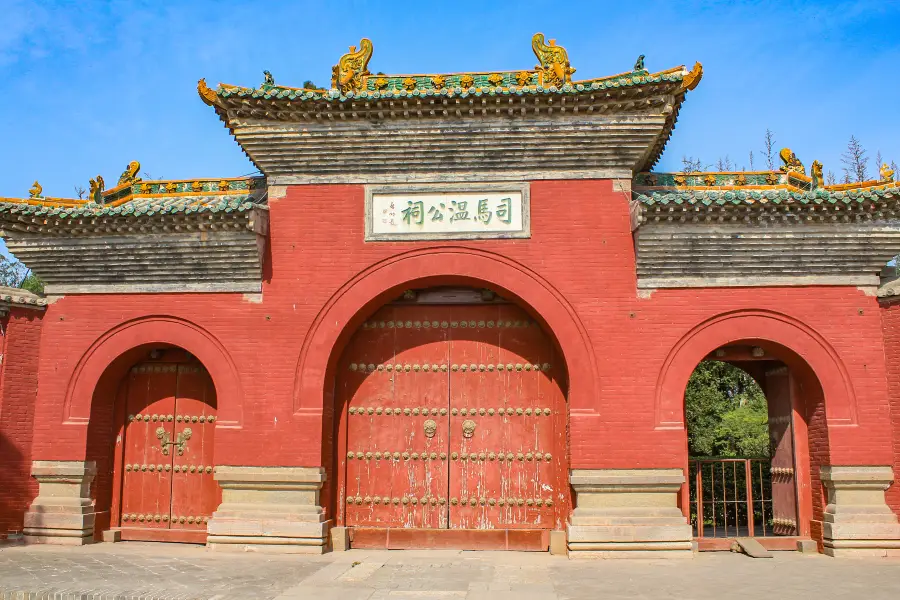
[23,180,896,525]
[0,308,43,536]
[880,299,900,517]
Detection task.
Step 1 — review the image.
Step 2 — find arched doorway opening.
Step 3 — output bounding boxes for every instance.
[89,345,221,543]
[332,286,569,550]
[684,343,819,551]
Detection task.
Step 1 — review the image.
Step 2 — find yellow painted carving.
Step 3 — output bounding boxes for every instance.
[703,174,717,186]
[674,174,687,186]
[88,175,105,203]
[197,79,219,106]
[531,33,575,87]
[460,74,475,89]
[881,162,895,183]
[515,71,533,86]
[218,180,230,191]
[374,77,388,90]
[431,75,445,89]
[117,161,142,186]
[488,73,504,86]
[191,181,203,192]
[402,77,417,90]
[734,173,747,186]
[331,38,374,93]
[811,160,824,184]
[779,148,805,175]
[682,62,703,91]
[28,181,42,198]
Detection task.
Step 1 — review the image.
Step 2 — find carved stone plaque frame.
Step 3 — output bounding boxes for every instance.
[365,182,531,242]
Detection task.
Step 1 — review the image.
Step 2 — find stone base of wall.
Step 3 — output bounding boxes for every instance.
[567,469,693,559]
[23,461,96,545]
[207,466,329,554]
[821,466,900,557]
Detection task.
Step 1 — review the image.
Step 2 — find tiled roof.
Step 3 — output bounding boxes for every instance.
[211,66,690,104]
[0,177,266,219]
[635,184,900,207]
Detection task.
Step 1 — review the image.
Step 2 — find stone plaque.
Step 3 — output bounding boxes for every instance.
[365,184,530,241]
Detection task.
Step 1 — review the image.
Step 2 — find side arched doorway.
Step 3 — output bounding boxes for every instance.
[334,287,569,550]
[107,347,221,543]
[684,343,818,551]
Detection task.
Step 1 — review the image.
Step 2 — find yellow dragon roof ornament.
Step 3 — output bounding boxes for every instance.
[332,38,374,93]
[531,33,575,87]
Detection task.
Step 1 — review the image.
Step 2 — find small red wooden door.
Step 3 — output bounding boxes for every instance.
[340,300,566,547]
[117,357,219,543]
[765,366,798,536]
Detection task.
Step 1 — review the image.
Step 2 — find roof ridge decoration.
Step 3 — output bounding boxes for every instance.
[531,33,575,88]
[199,33,701,101]
[332,38,374,94]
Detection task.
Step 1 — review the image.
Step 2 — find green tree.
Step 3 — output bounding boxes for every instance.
[0,255,44,295]
[685,361,769,458]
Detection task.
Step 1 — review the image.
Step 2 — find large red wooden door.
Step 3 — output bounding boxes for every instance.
[340,299,566,549]
[115,356,219,543]
[765,366,798,536]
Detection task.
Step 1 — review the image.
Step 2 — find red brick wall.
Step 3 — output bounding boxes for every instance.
[22,180,896,525]
[880,299,900,517]
[0,307,43,536]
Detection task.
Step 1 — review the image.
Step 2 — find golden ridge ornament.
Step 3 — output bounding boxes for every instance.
[117,161,142,186]
[532,33,575,87]
[332,38,373,93]
[28,181,42,198]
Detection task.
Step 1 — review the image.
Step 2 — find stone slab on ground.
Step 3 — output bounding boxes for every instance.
[1,543,900,599]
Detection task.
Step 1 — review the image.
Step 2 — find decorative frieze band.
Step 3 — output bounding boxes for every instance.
[346,450,551,462]
[128,414,215,423]
[124,463,213,473]
[345,495,553,507]
[348,362,551,373]
[348,406,552,416]
[121,513,210,524]
[361,319,537,330]
[131,365,204,374]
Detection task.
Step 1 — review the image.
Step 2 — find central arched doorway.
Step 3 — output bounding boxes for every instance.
[334,287,569,550]
[107,348,221,543]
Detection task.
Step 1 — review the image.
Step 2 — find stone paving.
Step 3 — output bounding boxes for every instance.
[1,542,900,600]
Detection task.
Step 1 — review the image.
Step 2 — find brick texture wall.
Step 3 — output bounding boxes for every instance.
[18,179,896,528]
[880,299,900,517]
[0,307,43,536]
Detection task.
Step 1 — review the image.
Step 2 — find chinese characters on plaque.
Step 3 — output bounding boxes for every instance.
[367,189,528,240]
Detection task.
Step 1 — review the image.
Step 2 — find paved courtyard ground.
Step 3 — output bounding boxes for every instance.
[1,542,900,600]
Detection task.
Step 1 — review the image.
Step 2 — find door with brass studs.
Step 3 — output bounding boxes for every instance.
[340,302,566,543]
[116,356,219,543]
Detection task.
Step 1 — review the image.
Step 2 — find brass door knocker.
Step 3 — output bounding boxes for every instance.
[462,420,476,438]
[156,427,192,456]
[423,419,437,438]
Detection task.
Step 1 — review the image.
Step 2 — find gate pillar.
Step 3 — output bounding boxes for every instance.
[23,461,97,545]
[567,469,693,558]
[821,466,900,557]
[206,466,328,554]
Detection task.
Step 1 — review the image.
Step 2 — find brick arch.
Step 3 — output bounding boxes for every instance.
[655,309,857,429]
[64,316,243,430]
[292,246,598,419]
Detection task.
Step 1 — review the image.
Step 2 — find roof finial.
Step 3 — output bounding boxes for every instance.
[118,161,142,187]
[28,180,42,198]
[634,54,646,72]
[331,38,373,93]
[779,148,805,175]
[263,70,274,89]
[532,33,575,87]
[197,78,219,106]
[881,163,895,183]
[811,160,824,189]
[89,175,105,204]
[682,62,703,91]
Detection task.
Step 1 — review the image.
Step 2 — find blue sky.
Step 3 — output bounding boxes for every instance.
[1,0,899,200]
